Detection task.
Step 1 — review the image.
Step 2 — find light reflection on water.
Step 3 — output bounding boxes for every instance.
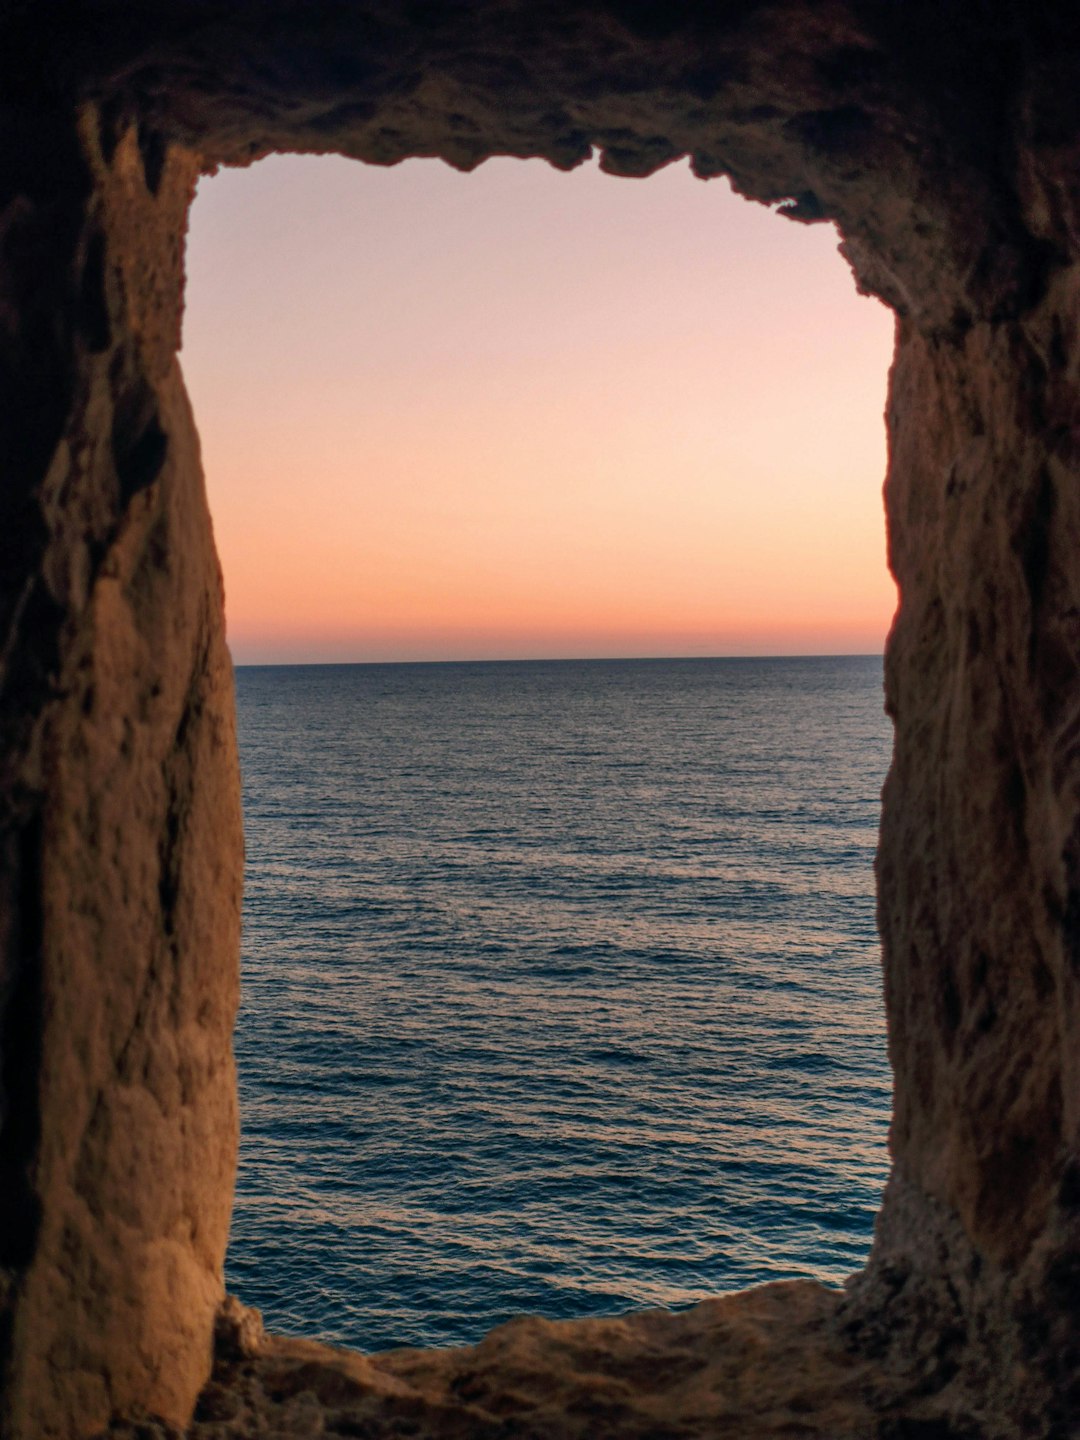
[228,656,892,1350]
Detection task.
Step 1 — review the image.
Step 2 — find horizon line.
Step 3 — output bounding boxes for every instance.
[233,651,885,669]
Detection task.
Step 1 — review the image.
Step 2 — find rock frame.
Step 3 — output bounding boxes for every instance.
[1,3,1079,1435]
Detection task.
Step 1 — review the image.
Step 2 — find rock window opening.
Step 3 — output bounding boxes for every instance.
[5,15,1078,1436]
[182,152,897,1351]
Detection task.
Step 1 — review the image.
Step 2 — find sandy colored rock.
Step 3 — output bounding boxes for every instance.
[0,112,243,1436]
[104,1285,884,1439]
[1,2,1080,1435]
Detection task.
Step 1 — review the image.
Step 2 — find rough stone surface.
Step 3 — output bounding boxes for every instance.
[104,1286,890,1439]
[0,108,243,1437]
[2,2,1080,1436]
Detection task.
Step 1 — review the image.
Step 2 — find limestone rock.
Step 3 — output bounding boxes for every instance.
[139,1283,885,1439]
[0,111,243,1437]
[214,1296,266,1364]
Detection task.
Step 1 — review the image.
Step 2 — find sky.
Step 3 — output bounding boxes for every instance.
[182,153,896,665]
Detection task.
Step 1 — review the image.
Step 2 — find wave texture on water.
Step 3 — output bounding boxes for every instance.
[228,656,893,1351]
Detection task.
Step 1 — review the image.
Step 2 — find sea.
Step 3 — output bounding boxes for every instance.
[225,655,894,1353]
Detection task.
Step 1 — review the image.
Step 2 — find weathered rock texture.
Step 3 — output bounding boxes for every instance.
[2,2,1080,1436]
[0,103,242,1436]
[123,1286,890,1439]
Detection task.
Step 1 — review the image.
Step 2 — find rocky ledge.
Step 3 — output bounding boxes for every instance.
[102,1285,968,1439]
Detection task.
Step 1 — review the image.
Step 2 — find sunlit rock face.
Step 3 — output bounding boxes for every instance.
[0,109,242,1435]
[1,2,1079,1435]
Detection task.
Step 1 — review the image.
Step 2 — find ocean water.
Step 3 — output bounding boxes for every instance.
[226,655,894,1352]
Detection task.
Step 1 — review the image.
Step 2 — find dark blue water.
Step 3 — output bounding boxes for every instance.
[227,656,893,1352]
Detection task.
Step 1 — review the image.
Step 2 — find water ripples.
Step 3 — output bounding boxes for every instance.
[228,656,893,1350]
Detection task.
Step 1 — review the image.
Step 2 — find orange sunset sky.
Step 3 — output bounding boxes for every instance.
[182,153,897,664]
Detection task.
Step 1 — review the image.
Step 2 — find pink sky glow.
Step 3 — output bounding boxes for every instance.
[182,152,897,664]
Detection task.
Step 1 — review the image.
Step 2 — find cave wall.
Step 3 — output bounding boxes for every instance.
[846,271,1080,1431]
[0,107,242,1435]
[1,2,1079,1435]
